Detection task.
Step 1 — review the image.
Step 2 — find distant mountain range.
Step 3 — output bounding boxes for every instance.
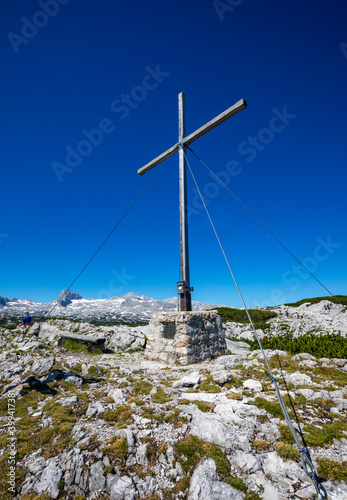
[0,290,221,324]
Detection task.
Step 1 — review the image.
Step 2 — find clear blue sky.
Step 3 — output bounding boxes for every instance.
[1,0,346,308]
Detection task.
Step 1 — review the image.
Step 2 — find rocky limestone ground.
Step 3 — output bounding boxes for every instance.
[0,302,346,500]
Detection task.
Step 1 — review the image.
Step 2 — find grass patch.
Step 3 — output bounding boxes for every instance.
[15,401,76,459]
[317,459,347,481]
[199,375,221,393]
[175,435,230,475]
[144,437,165,468]
[252,397,283,418]
[61,339,103,355]
[141,407,164,423]
[275,442,300,461]
[103,436,128,466]
[226,392,243,400]
[225,475,247,491]
[194,401,215,413]
[103,405,133,427]
[175,436,261,499]
[278,424,295,444]
[20,493,52,500]
[164,408,182,427]
[161,477,190,499]
[304,421,347,447]
[252,439,270,451]
[152,387,172,404]
[133,380,152,395]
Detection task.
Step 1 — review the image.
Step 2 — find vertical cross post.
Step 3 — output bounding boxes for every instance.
[178,92,192,311]
[137,94,246,312]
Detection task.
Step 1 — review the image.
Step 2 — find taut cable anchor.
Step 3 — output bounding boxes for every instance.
[264,371,327,499]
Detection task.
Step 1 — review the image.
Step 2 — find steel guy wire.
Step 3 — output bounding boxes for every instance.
[47,160,168,318]
[186,145,341,306]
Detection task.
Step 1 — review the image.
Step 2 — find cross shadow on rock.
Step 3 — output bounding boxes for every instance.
[24,375,58,395]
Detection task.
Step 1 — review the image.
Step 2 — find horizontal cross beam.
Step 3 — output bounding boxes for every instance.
[138,98,247,176]
[138,143,179,176]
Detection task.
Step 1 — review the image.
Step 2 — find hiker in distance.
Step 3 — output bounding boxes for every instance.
[18,312,33,328]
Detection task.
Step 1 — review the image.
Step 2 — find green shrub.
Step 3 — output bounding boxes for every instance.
[210,307,277,328]
[285,295,347,307]
[251,332,347,359]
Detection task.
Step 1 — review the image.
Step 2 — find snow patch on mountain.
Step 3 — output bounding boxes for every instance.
[0,290,222,323]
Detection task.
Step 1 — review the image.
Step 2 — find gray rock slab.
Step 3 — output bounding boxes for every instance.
[109,475,136,500]
[183,405,234,450]
[292,353,316,361]
[63,373,83,386]
[108,388,126,405]
[109,332,135,350]
[211,369,231,385]
[56,396,78,406]
[285,371,312,386]
[188,458,244,499]
[34,461,62,499]
[230,451,261,473]
[226,338,252,354]
[173,371,201,388]
[31,357,55,376]
[89,461,106,492]
[243,379,263,392]
[213,355,247,369]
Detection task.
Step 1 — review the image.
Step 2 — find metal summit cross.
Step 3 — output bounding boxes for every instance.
[138,93,247,311]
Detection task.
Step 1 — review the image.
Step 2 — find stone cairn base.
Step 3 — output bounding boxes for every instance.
[145,310,227,365]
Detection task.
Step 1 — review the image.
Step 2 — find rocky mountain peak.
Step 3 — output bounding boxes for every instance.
[56,289,83,307]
